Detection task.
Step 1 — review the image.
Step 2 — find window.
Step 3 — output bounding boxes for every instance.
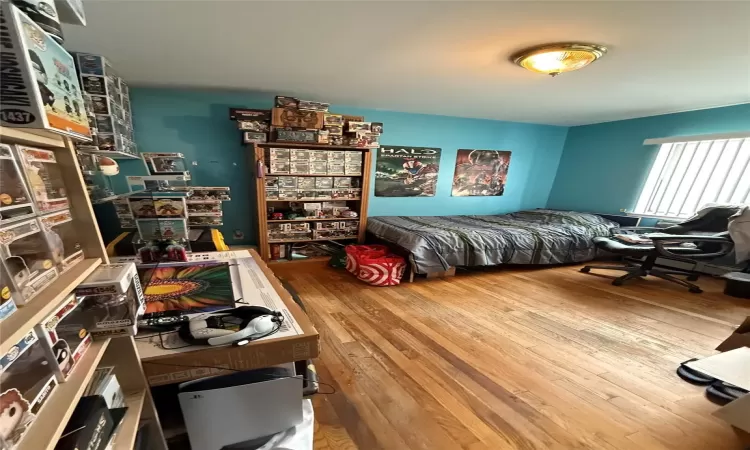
[633,136,750,218]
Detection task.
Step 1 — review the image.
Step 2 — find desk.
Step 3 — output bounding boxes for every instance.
[132,249,319,386]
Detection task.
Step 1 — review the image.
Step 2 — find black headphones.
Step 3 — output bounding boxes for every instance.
[179,306,283,346]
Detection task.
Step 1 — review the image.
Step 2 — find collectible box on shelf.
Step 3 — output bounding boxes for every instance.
[297,177,315,190]
[189,187,230,202]
[142,152,188,175]
[333,177,352,188]
[113,198,132,217]
[265,176,279,191]
[243,131,267,144]
[271,108,324,129]
[276,129,317,143]
[324,125,343,136]
[0,3,91,140]
[75,263,145,338]
[347,121,371,132]
[278,190,297,201]
[269,160,290,175]
[129,199,157,218]
[56,396,115,450]
[0,329,58,450]
[154,198,187,218]
[39,209,84,273]
[188,216,222,226]
[229,108,270,121]
[315,177,334,189]
[16,145,69,213]
[345,162,362,175]
[297,190,316,200]
[311,161,328,175]
[290,149,310,162]
[328,162,345,175]
[238,121,269,132]
[35,293,92,382]
[136,218,188,241]
[277,177,298,189]
[345,151,363,162]
[371,122,384,134]
[186,204,222,216]
[56,0,86,27]
[317,130,330,144]
[0,144,35,225]
[0,264,18,322]
[297,100,329,112]
[290,161,310,175]
[310,150,328,162]
[0,218,58,305]
[323,114,343,126]
[275,96,298,108]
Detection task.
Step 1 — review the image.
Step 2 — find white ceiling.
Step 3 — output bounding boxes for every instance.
[63,1,750,126]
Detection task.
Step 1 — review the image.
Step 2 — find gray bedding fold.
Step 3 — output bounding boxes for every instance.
[366,209,619,274]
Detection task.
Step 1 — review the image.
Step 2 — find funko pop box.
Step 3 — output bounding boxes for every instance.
[0,3,91,140]
[0,218,58,306]
[0,329,59,450]
[35,293,92,382]
[75,263,145,338]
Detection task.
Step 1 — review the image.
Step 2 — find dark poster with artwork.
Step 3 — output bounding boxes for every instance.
[374,146,441,197]
[451,149,511,196]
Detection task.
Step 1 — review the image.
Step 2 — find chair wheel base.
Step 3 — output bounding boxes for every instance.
[612,279,624,286]
[689,287,703,294]
[687,275,699,281]
[580,267,591,273]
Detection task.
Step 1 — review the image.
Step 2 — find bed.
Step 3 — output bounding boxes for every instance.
[366,209,620,274]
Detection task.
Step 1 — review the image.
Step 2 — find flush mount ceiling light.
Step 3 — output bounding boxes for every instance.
[511,43,607,77]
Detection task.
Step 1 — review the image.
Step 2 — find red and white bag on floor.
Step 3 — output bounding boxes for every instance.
[345,245,406,286]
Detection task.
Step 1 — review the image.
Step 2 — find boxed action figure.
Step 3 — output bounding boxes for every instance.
[0,218,58,305]
[347,122,371,132]
[188,216,222,226]
[328,162,345,175]
[142,153,188,175]
[0,264,18,322]
[345,162,362,175]
[154,198,186,218]
[274,96,298,108]
[129,199,157,218]
[333,177,352,188]
[113,199,132,218]
[323,114,343,126]
[0,330,58,449]
[242,132,267,144]
[265,190,279,200]
[315,177,334,189]
[229,108,270,121]
[189,187,230,201]
[297,177,315,190]
[310,161,328,175]
[290,149,310,162]
[0,144,35,224]
[265,176,279,191]
[186,204,222,215]
[118,218,135,229]
[278,190,297,201]
[278,177,297,190]
[0,3,91,139]
[317,130,330,144]
[237,121,269,132]
[345,151,363,163]
[16,145,69,213]
[75,263,145,338]
[290,161,310,175]
[39,209,84,273]
[310,150,328,162]
[35,293,91,381]
[269,160,290,175]
[297,100,329,112]
[315,222,339,231]
[324,125,343,136]
[297,191,316,200]
[136,218,188,241]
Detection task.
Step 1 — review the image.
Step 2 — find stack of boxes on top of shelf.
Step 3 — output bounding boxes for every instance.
[72,52,137,156]
[230,95,383,147]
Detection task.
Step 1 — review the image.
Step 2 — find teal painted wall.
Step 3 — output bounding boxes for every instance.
[129,88,568,245]
[547,103,750,214]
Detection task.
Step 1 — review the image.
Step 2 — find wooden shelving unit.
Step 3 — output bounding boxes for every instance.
[249,142,372,261]
[0,127,167,450]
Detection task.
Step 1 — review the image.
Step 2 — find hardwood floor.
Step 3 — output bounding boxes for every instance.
[270,262,750,449]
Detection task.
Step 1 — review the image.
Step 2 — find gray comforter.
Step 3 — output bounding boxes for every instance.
[367,210,619,274]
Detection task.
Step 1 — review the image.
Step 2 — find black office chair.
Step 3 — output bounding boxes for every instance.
[580,207,739,293]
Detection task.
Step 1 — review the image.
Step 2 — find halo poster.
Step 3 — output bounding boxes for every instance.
[451,149,511,197]
[374,146,441,197]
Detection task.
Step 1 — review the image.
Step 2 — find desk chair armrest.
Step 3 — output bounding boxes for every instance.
[614,227,662,235]
[650,234,734,260]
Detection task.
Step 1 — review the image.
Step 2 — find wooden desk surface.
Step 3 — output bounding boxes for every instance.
[136,249,319,386]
